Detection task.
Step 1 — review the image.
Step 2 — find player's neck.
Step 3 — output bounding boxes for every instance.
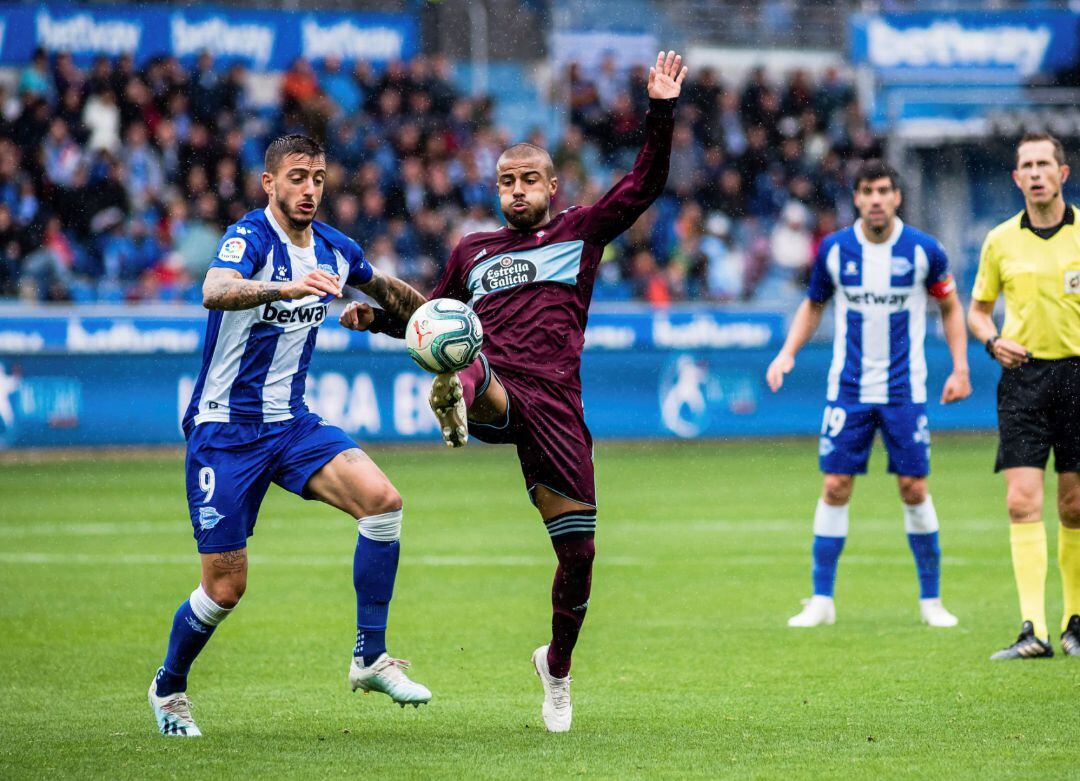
[508,212,552,233]
[268,201,313,247]
[860,216,896,245]
[1026,197,1066,229]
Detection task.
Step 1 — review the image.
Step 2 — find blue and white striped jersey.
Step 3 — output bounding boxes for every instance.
[182,207,372,433]
[807,219,955,405]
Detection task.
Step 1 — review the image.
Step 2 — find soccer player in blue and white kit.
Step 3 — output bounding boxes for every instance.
[766,159,972,628]
[148,135,432,737]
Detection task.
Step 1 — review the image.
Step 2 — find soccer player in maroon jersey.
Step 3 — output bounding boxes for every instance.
[340,50,687,731]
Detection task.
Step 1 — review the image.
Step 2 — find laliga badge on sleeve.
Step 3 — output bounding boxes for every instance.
[1065,269,1080,294]
[217,237,247,263]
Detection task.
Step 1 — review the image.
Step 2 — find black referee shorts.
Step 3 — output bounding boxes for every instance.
[996,356,1080,473]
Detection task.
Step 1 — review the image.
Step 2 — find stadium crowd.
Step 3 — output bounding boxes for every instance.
[0,48,877,305]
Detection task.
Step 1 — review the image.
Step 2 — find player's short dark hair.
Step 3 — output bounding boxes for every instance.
[853,159,900,191]
[498,143,555,178]
[264,134,326,173]
[1016,132,1066,167]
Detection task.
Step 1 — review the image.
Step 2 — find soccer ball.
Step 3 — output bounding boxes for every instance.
[405,298,484,374]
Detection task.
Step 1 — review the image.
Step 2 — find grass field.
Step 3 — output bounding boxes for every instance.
[2,435,1078,779]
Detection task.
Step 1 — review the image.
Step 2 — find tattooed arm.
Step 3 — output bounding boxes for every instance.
[201,267,344,311]
[357,267,428,323]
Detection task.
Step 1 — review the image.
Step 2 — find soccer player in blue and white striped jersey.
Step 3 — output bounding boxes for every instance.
[766,159,971,628]
[148,135,432,737]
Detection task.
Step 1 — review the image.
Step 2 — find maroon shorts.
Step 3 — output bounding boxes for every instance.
[468,367,596,507]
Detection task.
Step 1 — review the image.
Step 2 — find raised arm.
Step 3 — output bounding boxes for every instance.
[201,267,342,311]
[577,51,687,245]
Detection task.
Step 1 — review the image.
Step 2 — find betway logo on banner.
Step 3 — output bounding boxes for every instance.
[171,13,275,68]
[0,3,417,68]
[301,17,405,62]
[866,17,1050,77]
[36,9,141,57]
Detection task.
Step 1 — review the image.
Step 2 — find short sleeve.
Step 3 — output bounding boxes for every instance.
[924,239,956,299]
[210,223,264,279]
[429,244,471,303]
[971,234,1001,303]
[341,238,373,287]
[806,239,835,303]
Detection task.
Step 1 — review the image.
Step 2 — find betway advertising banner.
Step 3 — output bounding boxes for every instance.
[0,4,416,68]
[0,308,1000,449]
[850,9,1080,85]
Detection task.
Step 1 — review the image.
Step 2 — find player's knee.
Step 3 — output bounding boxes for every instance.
[363,483,402,517]
[1058,496,1080,528]
[202,576,245,610]
[1006,485,1042,523]
[822,475,853,505]
[898,477,927,506]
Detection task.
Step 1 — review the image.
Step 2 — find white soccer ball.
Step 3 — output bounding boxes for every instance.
[405,298,484,374]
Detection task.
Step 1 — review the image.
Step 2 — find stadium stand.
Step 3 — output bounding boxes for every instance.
[0,44,879,306]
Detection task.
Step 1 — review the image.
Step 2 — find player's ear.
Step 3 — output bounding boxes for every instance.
[549,176,558,196]
[261,170,274,196]
[1011,169,1022,190]
[1060,164,1070,185]
[894,187,902,208]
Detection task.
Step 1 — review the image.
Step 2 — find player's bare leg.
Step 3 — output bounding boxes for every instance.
[149,549,246,736]
[897,476,958,627]
[790,474,851,627]
[530,486,596,733]
[306,449,431,705]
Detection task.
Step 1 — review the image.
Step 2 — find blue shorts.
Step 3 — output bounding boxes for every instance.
[817,401,930,477]
[185,411,357,553]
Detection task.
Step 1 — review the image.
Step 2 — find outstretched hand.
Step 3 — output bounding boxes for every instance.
[648,50,688,100]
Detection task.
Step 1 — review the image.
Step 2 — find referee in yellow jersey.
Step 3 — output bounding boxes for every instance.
[968,132,1080,659]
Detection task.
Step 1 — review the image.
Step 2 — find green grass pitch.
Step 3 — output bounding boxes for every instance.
[2,435,1078,779]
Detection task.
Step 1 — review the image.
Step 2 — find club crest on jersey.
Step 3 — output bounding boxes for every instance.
[1066,270,1080,294]
[482,256,537,292]
[198,506,224,530]
[317,262,336,276]
[217,237,246,263]
[844,260,858,276]
[891,257,914,276]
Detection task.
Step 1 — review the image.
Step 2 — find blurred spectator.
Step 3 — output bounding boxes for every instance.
[769,200,814,283]
[3,51,877,306]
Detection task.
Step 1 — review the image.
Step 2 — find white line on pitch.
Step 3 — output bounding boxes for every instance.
[0,517,1003,539]
[0,552,642,567]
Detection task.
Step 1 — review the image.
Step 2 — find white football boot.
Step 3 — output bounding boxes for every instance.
[148,674,202,737]
[349,654,432,707]
[919,598,959,627]
[532,645,572,733]
[787,595,836,627]
[429,372,468,448]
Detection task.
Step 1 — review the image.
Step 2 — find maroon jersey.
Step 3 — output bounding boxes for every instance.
[430,98,676,390]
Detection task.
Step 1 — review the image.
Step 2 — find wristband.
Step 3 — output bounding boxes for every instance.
[985,335,999,358]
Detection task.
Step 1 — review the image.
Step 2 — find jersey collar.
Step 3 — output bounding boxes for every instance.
[264,205,314,250]
[1020,204,1074,240]
[854,217,903,247]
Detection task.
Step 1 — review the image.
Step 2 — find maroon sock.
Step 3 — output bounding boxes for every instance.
[545,514,596,678]
[458,353,489,408]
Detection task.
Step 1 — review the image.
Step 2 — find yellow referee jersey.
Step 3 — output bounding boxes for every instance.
[973,205,1080,359]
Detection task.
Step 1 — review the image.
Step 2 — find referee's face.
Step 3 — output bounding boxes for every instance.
[1014,141,1069,208]
[853,177,901,234]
